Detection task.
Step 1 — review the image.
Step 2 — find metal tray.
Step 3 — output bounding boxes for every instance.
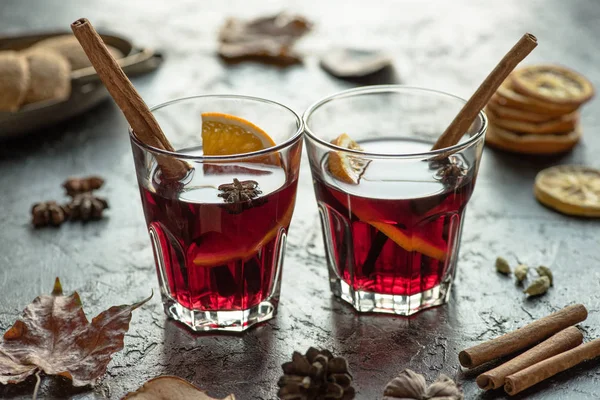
[0,31,163,139]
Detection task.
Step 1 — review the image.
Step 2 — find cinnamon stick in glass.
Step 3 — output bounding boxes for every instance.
[71,18,189,180]
[476,326,583,390]
[432,33,537,151]
[459,304,587,369]
[504,338,600,396]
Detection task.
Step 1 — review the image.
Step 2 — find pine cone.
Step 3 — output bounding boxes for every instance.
[277,347,355,400]
[31,201,70,227]
[63,176,104,197]
[67,192,109,221]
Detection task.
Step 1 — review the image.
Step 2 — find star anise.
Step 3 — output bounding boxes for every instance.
[67,192,109,221]
[31,201,70,227]
[217,178,263,214]
[218,178,262,202]
[62,176,105,197]
[433,157,468,186]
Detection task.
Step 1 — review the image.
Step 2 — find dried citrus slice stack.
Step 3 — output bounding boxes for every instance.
[201,112,278,164]
[485,65,594,155]
[534,165,600,217]
[327,133,446,260]
[327,133,369,184]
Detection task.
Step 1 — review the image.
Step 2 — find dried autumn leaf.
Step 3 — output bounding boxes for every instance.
[0,277,151,387]
[122,376,236,400]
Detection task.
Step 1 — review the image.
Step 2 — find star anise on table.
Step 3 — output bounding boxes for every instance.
[62,176,105,196]
[31,201,70,227]
[67,192,109,221]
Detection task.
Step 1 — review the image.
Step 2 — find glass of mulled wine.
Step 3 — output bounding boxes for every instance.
[303,86,486,315]
[130,95,303,332]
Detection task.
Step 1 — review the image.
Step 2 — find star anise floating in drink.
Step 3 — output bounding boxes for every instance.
[433,157,468,186]
[218,178,264,214]
[30,175,108,227]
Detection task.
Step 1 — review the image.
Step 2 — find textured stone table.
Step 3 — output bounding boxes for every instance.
[1,0,600,398]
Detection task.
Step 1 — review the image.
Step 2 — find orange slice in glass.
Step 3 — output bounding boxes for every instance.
[192,197,296,267]
[327,133,369,184]
[327,133,446,261]
[201,112,278,164]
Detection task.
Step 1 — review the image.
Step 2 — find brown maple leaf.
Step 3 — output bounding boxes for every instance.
[0,277,151,387]
[123,376,236,400]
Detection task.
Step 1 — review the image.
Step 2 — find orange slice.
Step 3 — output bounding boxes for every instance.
[327,133,369,184]
[326,133,447,260]
[201,112,278,164]
[367,221,446,261]
[192,196,296,266]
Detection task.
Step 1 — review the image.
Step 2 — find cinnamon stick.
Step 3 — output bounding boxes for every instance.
[459,304,587,369]
[432,33,537,151]
[71,18,188,180]
[504,338,600,396]
[476,326,583,390]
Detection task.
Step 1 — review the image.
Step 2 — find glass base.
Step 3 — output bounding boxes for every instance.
[331,278,452,316]
[162,295,277,332]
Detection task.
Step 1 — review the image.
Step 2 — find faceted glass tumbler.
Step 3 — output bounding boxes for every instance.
[130,95,303,331]
[303,86,486,315]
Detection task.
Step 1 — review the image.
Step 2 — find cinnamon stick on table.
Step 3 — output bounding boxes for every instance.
[432,33,537,151]
[476,326,583,390]
[71,18,189,180]
[504,338,600,396]
[459,304,587,369]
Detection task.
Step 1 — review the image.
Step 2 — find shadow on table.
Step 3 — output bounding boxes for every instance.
[156,318,277,398]
[0,374,101,400]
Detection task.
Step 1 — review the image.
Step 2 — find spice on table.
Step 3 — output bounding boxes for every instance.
[524,276,550,297]
[62,176,104,196]
[383,369,463,400]
[476,326,583,390]
[277,347,355,399]
[536,265,553,286]
[458,304,587,369]
[504,338,600,396]
[31,201,70,227]
[495,256,511,274]
[67,192,109,221]
[514,264,528,283]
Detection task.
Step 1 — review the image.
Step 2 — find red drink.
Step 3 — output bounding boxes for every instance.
[312,138,476,313]
[140,163,297,314]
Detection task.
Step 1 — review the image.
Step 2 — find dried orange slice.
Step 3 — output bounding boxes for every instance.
[511,65,594,106]
[328,133,369,184]
[534,165,600,218]
[201,112,278,164]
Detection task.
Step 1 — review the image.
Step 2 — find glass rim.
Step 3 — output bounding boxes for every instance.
[302,85,488,159]
[129,94,304,161]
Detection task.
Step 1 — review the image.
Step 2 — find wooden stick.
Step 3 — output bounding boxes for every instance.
[476,326,583,390]
[459,304,587,369]
[504,338,600,396]
[71,18,189,180]
[432,33,537,151]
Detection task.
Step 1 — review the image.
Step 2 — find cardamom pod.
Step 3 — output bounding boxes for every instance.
[495,257,511,275]
[536,265,553,286]
[524,276,551,296]
[514,264,529,284]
